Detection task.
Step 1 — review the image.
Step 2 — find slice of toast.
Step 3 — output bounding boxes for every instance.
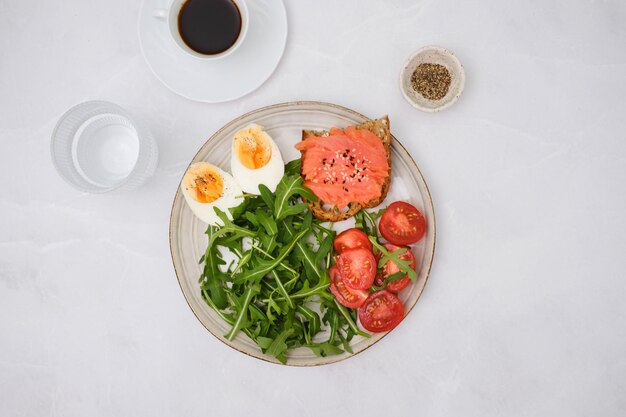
[300,116,391,221]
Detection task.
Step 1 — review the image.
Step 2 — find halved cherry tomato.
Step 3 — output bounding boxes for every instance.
[333,228,373,254]
[379,201,426,245]
[358,290,405,332]
[328,265,369,309]
[336,248,376,290]
[380,243,416,293]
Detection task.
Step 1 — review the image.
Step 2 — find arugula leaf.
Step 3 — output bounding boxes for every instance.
[244,211,259,227]
[266,328,295,363]
[233,227,309,284]
[229,199,249,221]
[297,305,321,333]
[274,175,318,221]
[290,271,330,300]
[338,331,354,354]
[251,244,298,276]
[301,211,314,230]
[216,232,244,255]
[314,235,333,267]
[324,309,339,344]
[370,272,405,292]
[257,184,275,211]
[271,270,294,309]
[232,250,252,274]
[282,219,320,281]
[201,288,234,326]
[255,210,278,235]
[200,226,228,309]
[208,208,255,249]
[284,158,301,176]
[256,336,273,350]
[255,232,278,254]
[266,293,282,324]
[225,283,261,340]
[307,341,344,357]
[369,237,417,281]
[334,300,370,338]
[354,208,385,236]
[354,211,365,229]
[249,304,268,325]
[277,202,309,219]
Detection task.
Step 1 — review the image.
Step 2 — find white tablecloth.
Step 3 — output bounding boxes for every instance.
[1,0,625,415]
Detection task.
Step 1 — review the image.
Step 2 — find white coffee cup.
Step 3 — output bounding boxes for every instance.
[153,0,248,60]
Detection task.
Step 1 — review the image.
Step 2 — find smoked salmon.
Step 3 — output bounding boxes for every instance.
[296,125,390,209]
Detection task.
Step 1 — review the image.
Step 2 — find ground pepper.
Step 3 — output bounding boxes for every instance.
[410,63,451,101]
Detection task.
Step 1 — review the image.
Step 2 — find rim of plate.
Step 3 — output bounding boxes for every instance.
[169,101,436,366]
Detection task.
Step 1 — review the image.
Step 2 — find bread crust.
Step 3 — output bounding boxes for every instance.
[300,116,391,221]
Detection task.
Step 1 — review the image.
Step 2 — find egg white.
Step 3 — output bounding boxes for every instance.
[231,124,285,194]
[181,163,243,226]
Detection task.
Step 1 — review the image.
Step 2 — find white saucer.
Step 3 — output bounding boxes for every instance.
[138,0,287,103]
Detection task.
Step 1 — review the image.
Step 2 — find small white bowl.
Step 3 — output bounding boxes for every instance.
[400,46,465,112]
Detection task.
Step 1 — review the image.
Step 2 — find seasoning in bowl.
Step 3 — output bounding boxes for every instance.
[410,63,451,101]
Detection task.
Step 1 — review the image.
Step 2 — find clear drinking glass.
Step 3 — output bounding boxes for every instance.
[51,101,158,193]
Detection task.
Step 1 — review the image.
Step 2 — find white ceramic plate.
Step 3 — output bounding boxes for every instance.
[170,102,436,365]
[138,0,287,103]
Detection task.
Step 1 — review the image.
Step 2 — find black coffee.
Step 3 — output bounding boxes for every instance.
[178,0,242,55]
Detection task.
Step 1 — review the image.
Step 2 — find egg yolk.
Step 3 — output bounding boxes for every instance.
[234,129,272,169]
[185,166,224,203]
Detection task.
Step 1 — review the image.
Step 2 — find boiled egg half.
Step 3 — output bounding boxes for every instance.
[231,124,284,194]
[181,162,242,226]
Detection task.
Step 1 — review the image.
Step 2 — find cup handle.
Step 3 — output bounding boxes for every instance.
[153,8,167,20]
